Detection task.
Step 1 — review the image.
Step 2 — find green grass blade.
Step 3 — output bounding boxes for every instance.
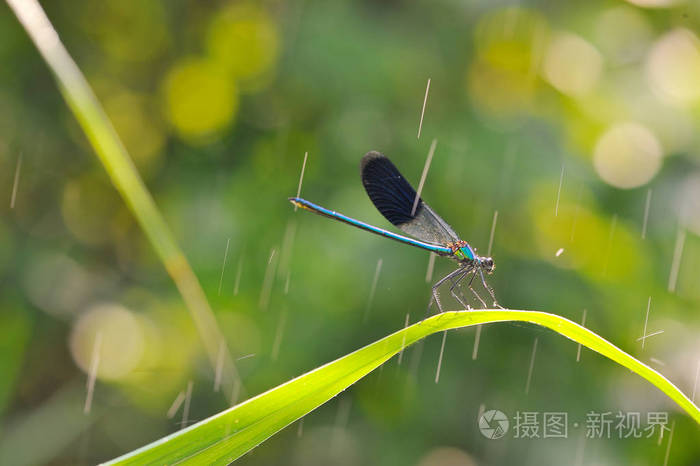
[6,0,241,396]
[104,309,700,465]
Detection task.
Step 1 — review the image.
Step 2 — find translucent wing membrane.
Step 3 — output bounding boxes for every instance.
[360,151,460,246]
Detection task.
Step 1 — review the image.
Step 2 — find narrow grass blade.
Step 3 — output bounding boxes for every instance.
[104,309,700,465]
[6,0,241,396]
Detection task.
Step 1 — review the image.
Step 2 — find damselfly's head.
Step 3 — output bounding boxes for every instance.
[479,256,495,274]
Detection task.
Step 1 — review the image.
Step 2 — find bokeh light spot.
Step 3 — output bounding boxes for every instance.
[162,58,238,142]
[23,253,92,317]
[646,28,700,105]
[70,303,144,380]
[594,7,652,64]
[593,122,662,189]
[293,426,359,466]
[206,3,278,91]
[104,90,165,177]
[62,172,122,245]
[528,184,646,282]
[542,32,602,97]
[418,447,476,466]
[623,0,685,8]
[218,312,261,356]
[81,0,169,62]
[467,7,548,117]
[678,175,700,236]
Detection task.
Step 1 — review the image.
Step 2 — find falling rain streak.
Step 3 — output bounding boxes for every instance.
[84,332,102,414]
[555,164,564,217]
[576,309,587,362]
[294,152,308,211]
[636,330,664,342]
[334,396,352,431]
[271,308,288,361]
[259,248,278,311]
[230,378,241,406]
[642,189,652,239]
[417,78,431,139]
[411,138,437,217]
[180,381,193,429]
[692,360,700,403]
[487,210,498,257]
[435,331,447,383]
[668,226,685,293]
[475,404,486,442]
[276,220,298,298]
[397,313,410,365]
[425,252,436,282]
[472,325,482,360]
[332,397,352,452]
[663,421,675,466]
[638,298,665,347]
[214,339,225,392]
[167,391,186,419]
[10,153,22,209]
[218,238,230,296]
[574,432,586,466]
[279,220,297,279]
[364,259,383,322]
[642,296,651,350]
[525,337,538,394]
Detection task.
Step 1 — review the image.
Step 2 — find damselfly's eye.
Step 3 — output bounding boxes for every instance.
[482,257,494,273]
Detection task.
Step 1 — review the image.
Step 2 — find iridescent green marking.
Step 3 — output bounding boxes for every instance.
[453,246,474,261]
[461,246,475,261]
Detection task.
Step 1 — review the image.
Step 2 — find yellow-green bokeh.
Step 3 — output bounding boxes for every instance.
[206,3,279,92]
[162,57,238,143]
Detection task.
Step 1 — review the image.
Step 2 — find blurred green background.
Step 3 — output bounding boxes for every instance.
[2,0,700,464]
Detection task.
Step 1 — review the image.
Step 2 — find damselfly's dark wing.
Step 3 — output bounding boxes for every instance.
[360,151,460,246]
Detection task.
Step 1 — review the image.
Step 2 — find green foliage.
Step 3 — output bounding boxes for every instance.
[4,0,700,464]
[106,310,699,464]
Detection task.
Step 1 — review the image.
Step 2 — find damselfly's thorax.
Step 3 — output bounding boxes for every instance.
[448,240,495,273]
[448,240,475,262]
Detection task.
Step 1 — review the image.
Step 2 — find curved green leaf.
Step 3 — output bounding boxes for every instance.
[104,309,700,465]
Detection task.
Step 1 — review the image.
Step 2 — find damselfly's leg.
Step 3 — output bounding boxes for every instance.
[467,270,489,309]
[449,267,473,310]
[478,268,502,308]
[427,267,466,315]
